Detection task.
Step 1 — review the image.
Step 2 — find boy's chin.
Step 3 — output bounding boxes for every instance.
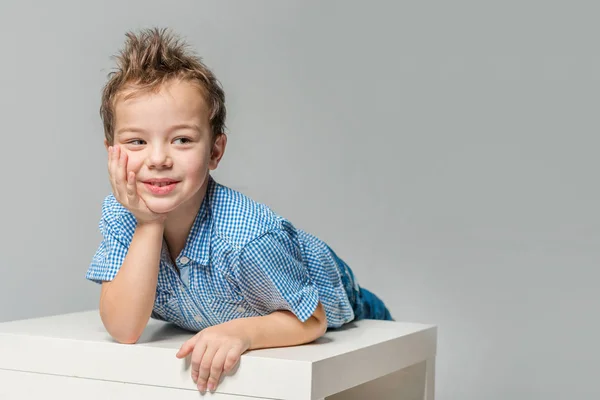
[142,197,180,215]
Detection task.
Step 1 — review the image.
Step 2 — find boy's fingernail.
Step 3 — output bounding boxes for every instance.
[208,383,214,391]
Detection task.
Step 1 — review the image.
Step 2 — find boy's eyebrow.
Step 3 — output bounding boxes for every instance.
[116,123,202,136]
[167,123,202,133]
[116,127,148,135]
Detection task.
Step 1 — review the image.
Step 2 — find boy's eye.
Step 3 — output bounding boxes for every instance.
[127,139,146,145]
[174,137,192,144]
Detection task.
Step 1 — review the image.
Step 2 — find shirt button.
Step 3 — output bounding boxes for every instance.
[194,315,203,323]
[179,256,190,265]
[236,306,245,313]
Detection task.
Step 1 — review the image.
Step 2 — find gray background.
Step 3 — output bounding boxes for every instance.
[0,1,597,399]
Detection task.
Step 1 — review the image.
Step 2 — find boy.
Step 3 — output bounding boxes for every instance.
[86,27,392,393]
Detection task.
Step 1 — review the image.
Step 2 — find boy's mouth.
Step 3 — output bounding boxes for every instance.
[142,178,180,196]
[143,179,180,187]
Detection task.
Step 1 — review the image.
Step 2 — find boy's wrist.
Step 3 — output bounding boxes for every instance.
[223,318,256,349]
[137,219,165,228]
[136,220,165,234]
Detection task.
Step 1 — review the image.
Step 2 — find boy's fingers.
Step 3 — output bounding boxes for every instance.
[207,347,228,391]
[196,345,217,391]
[108,147,117,194]
[112,146,122,194]
[117,147,127,188]
[190,341,207,383]
[223,347,241,373]
[113,147,120,182]
[176,338,195,359]
[107,146,112,174]
[126,172,137,204]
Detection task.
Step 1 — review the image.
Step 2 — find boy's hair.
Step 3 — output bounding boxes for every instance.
[100,27,226,145]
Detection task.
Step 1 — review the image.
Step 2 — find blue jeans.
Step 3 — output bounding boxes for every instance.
[329,247,394,321]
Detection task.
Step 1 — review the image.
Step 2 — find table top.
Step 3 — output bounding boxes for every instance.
[0,310,437,399]
[0,309,434,362]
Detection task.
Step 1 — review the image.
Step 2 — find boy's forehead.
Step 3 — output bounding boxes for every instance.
[114,80,210,130]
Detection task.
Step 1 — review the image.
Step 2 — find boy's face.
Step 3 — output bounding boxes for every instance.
[107,79,226,215]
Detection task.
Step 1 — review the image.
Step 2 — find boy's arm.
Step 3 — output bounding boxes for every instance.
[99,221,164,344]
[231,302,327,350]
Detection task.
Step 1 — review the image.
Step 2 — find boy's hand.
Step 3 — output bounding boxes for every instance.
[108,145,166,225]
[175,323,251,392]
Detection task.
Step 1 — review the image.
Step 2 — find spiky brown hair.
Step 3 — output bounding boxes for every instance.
[100,27,226,144]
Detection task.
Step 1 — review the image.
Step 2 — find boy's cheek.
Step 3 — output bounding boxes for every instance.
[125,155,144,174]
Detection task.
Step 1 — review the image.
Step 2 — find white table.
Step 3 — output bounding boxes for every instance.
[0,310,436,399]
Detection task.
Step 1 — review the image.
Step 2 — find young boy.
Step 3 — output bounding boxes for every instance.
[86,27,392,392]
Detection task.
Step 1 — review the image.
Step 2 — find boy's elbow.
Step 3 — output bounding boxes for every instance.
[105,321,143,344]
[108,324,142,344]
[115,334,141,345]
[99,310,144,344]
[312,302,328,338]
[316,320,327,338]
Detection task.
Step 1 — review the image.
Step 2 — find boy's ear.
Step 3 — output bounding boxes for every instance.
[209,133,227,170]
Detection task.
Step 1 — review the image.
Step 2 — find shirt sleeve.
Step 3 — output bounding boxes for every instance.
[85,218,129,284]
[236,225,320,322]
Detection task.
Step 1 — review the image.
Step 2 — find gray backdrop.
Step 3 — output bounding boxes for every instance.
[0,1,597,399]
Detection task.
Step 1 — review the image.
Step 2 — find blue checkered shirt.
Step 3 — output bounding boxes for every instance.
[86,176,356,331]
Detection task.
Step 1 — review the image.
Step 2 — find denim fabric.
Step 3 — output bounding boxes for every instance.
[329,247,394,322]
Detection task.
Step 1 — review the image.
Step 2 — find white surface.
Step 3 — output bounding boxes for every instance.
[0,310,437,399]
[0,369,268,400]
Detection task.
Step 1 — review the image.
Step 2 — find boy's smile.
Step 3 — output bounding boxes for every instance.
[107,78,226,217]
[143,178,180,195]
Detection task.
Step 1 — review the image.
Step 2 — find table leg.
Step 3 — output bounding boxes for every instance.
[424,357,436,400]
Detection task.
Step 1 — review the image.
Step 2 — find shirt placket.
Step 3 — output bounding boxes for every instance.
[174,257,213,330]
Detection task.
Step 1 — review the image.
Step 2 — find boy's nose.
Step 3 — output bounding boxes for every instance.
[146,149,173,169]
